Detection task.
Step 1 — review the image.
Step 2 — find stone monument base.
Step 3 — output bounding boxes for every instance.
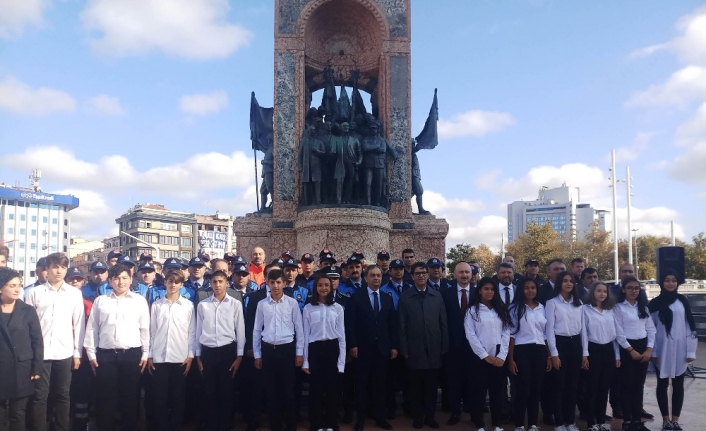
[233,208,449,263]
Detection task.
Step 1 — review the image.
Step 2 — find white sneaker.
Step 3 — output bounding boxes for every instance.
[566,425,580,431]
[493,428,503,431]
[588,426,600,431]
[600,425,611,431]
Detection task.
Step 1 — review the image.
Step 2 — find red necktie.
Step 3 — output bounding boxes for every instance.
[460,288,468,315]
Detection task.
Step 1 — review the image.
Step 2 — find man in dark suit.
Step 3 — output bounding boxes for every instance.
[426,258,451,290]
[440,262,475,425]
[345,265,397,431]
[398,262,449,429]
[538,258,566,306]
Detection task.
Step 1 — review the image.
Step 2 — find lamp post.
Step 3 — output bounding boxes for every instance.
[632,228,639,280]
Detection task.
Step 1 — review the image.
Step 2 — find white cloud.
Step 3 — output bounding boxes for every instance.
[614,132,653,162]
[86,94,126,116]
[438,109,515,139]
[614,206,685,240]
[52,189,119,239]
[0,76,75,116]
[629,7,706,65]
[0,146,254,198]
[675,101,706,147]
[629,43,668,59]
[669,142,706,185]
[0,0,48,38]
[624,65,706,108]
[179,91,229,115]
[80,0,253,60]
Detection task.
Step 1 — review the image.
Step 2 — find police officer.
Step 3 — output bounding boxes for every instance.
[377,250,391,284]
[339,255,366,297]
[282,258,310,312]
[82,261,108,302]
[296,253,317,287]
[23,257,49,297]
[99,255,148,297]
[427,258,451,290]
[153,258,197,304]
[106,249,122,267]
[184,256,211,303]
[319,249,336,269]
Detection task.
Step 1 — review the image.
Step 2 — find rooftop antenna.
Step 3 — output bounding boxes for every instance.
[29,169,42,192]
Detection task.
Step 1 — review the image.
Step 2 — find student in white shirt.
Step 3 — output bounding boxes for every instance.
[253,269,304,431]
[546,271,583,431]
[464,277,511,431]
[24,252,85,431]
[195,270,245,431]
[648,269,697,431]
[580,281,620,431]
[148,270,196,431]
[507,277,550,431]
[614,276,656,431]
[83,263,150,431]
[302,273,346,431]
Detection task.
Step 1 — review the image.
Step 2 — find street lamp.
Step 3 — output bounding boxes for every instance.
[632,228,639,279]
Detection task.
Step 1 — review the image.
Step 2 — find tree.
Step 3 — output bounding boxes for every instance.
[560,222,614,280]
[505,222,561,279]
[446,243,501,278]
[685,233,706,280]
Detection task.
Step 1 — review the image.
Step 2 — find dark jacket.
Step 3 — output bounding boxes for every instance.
[0,300,44,399]
[441,286,471,352]
[345,288,397,356]
[538,281,554,306]
[398,287,449,369]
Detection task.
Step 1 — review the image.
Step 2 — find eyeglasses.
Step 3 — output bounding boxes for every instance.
[413,272,428,276]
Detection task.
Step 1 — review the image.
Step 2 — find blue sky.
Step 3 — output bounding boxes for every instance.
[1,0,704,249]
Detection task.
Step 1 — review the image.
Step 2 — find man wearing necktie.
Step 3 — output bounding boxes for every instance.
[426,258,451,291]
[398,262,449,429]
[496,262,516,422]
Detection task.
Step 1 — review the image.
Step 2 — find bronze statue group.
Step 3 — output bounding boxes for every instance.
[0,245,698,431]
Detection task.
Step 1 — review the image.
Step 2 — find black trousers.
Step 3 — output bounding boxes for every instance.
[619,338,648,423]
[513,343,545,428]
[585,342,615,426]
[657,373,685,418]
[386,355,408,414]
[236,356,263,426]
[95,348,142,431]
[342,360,356,416]
[0,397,28,431]
[408,368,439,421]
[469,353,504,429]
[444,348,472,416]
[355,347,388,421]
[201,343,237,431]
[308,340,342,429]
[152,362,186,431]
[262,341,296,431]
[30,357,72,431]
[553,334,582,426]
[70,359,94,431]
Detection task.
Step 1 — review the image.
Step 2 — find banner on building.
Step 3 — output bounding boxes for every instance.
[198,230,227,259]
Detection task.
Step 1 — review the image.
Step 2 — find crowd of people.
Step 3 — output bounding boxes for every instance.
[0,244,698,431]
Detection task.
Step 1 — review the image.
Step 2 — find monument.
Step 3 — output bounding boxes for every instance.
[235,0,449,262]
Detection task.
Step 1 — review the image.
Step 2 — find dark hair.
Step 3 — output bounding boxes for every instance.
[46,252,69,268]
[571,257,586,266]
[364,264,382,276]
[402,248,414,256]
[264,263,277,273]
[410,262,427,274]
[0,267,21,290]
[108,264,131,280]
[584,281,615,310]
[546,258,565,269]
[580,267,598,281]
[267,269,283,282]
[469,277,512,329]
[497,261,514,272]
[618,276,648,319]
[210,270,229,281]
[210,258,227,269]
[164,269,185,284]
[550,271,582,307]
[510,277,539,335]
[310,274,334,306]
[0,245,9,258]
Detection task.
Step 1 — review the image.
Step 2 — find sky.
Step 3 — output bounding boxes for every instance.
[1,0,705,250]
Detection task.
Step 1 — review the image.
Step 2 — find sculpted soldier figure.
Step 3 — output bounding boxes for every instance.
[362,123,395,206]
[299,125,326,205]
[318,121,335,202]
[411,140,430,214]
[330,122,361,204]
[260,145,274,212]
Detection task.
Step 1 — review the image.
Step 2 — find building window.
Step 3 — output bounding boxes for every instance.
[20,228,26,235]
[42,216,48,223]
[20,214,26,221]
[63,246,67,252]
[31,215,37,222]
[159,250,167,259]
[18,257,24,263]
[8,213,13,220]
[64,220,68,226]
[138,220,145,228]
[64,232,67,239]
[52,231,57,238]
[52,218,57,225]
[182,252,191,259]
[7,228,13,234]
[181,237,192,247]
[31,229,36,236]
[51,245,57,252]
[7,256,11,263]
[30,270,35,277]
[30,243,36,250]
[30,257,36,263]
[181,225,192,233]
[160,223,176,231]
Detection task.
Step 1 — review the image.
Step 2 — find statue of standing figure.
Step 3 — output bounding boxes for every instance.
[362,123,395,207]
[330,122,362,204]
[299,125,326,205]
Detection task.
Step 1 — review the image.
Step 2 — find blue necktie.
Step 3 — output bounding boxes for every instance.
[373,291,379,317]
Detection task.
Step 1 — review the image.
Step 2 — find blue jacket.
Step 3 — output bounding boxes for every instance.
[379,280,410,310]
[81,281,106,302]
[284,284,310,312]
[147,285,197,305]
[98,282,149,298]
[338,278,366,297]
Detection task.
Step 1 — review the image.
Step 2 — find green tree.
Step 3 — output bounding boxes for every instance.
[505,222,561,279]
[446,243,501,278]
[685,232,706,279]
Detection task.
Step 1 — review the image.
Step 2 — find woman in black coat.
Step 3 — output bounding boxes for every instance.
[0,267,43,431]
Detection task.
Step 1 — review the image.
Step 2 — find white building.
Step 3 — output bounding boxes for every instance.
[0,185,79,283]
[507,184,608,242]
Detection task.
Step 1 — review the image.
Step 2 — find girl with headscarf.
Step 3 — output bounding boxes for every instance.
[648,269,697,431]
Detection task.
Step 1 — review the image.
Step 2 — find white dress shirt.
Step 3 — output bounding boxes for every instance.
[253,294,304,359]
[302,303,346,372]
[457,285,471,308]
[149,296,196,363]
[367,287,381,309]
[195,294,245,356]
[84,291,150,361]
[546,295,583,357]
[25,282,85,360]
[499,284,515,305]
[464,304,511,360]
[613,300,656,350]
[580,305,619,359]
[509,303,546,345]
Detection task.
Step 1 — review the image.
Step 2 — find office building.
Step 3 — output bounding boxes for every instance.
[507,184,609,242]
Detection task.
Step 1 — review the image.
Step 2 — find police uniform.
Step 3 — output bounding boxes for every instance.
[81,260,108,302]
[426,258,452,291]
[338,256,367,297]
[377,250,392,285]
[295,253,317,287]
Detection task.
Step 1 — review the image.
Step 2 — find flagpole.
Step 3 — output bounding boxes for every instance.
[254,149,260,212]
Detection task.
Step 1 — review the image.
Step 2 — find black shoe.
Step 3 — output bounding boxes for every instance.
[424,419,439,429]
[386,410,396,420]
[641,409,654,420]
[447,414,460,426]
[543,414,555,425]
[613,409,624,419]
[354,420,365,431]
[413,418,424,429]
[375,420,393,430]
[341,411,354,424]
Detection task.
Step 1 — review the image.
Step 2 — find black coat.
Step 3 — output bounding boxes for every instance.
[538,281,554,306]
[398,287,449,369]
[0,300,44,399]
[345,288,397,356]
[440,287,472,353]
